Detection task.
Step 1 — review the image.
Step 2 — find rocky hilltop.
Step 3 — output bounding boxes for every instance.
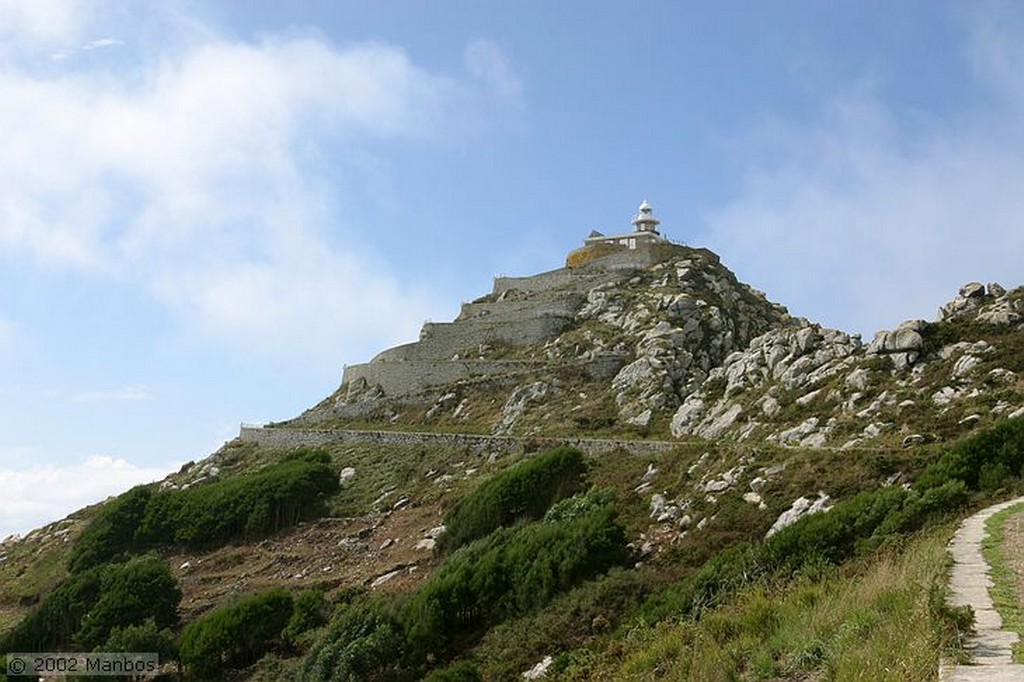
[289,238,1023,453]
[4,208,1024,681]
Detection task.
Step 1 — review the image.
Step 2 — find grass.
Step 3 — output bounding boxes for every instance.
[981,500,1024,661]
[568,525,967,681]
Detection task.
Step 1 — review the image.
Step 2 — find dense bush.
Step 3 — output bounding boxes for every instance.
[0,567,103,652]
[103,618,177,660]
[0,554,180,654]
[68,485,154,573]
[136,449,339,549]
[283,590,331,647]
[472,567,648,679]
[76,553,180,650]
[872,480,970,538]
[642,473,975,625]
[180,588,294,680]
[67,449,339,569]
[405,503,630,661]
[436,447,588,554]
[761,487,909,571]
[422,660,482,681]
[916,417,1024,491]
[542,487,617,523]
[297,597,406,682]
[300,495,629,680]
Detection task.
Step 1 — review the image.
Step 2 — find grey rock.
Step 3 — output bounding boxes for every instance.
[953,354,981,378]
[492,381,549,435]
[774,417,819,445]
[961,282,986,298]
[988,368,1017,384]
[765,493,832,538]
[867,326,924,356]
[704,479,731,493]
[696,403,743,439]
[845,368,870,391]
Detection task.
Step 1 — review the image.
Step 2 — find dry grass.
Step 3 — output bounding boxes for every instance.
[571,526,960,681]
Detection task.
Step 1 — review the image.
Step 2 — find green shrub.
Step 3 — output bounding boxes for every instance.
[872,480,970,539]
[762,487,909,572]
[404,503,630,662]
[103,618,177,660]
[1,554,180,655]
[180,588,294,680]
[297,598,406,682]
[473,567,648,679]
[640,481,966,625]
[422,660,482,681]
[0,567,103,652]
[283,590,331,647]
[542,487,617,523]
[68,485,153,573]
[136,449,338,549]
[639,542,761,624]
[76,553,180,651]
[917,417,1024,491]
[436,447,588,554]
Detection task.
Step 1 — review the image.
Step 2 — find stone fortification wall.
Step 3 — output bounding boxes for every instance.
[492,267,582,296]
[239,425,679,457]
[456,290,586,323]
[373,315,573,363]
[420,315,573,352]
[340,353,627,399]
[341,359,546,397]
[336,245,696,401]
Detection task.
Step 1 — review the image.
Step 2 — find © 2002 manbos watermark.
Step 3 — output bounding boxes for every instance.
[6,652,160,677]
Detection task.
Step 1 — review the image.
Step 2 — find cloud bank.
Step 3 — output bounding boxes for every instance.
[0,7,520,367]
[0,455,174,539]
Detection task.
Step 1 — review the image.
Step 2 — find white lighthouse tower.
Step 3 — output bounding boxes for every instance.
[583,199,668,250]
[631,199,661,234]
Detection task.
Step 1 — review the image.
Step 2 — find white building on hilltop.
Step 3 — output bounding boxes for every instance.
[584,199,669,250]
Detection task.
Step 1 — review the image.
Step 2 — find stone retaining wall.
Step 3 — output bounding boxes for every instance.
[239,425,681,457]
[340,359,545,398]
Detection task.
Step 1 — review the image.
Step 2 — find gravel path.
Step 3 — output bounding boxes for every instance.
[942,496,1024,681]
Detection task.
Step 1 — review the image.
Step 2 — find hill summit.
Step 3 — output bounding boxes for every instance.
[281,202,1023,453]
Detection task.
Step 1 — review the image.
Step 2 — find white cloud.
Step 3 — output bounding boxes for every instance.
[73,385,150,403]
[0,12,520,365]
[701,13,1024,337]
[0,0,89,45]
[81,37,122,50]
[464,39,522,100]
[0,455,175,539]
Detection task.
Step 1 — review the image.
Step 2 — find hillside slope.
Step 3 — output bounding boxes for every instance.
[2,234,1022,681]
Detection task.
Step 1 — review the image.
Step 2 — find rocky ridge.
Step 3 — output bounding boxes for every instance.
[669,282,1024,449]
[295,244,1023,453]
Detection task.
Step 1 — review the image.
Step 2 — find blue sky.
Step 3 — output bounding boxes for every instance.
[2,1,1023,537]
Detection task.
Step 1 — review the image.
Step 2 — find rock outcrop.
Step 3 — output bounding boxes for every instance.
[292,240,1024,451]
[668,281,1024,447]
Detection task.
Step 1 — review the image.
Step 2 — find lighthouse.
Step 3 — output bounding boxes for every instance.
[583,200,668,250]
[631,199,661,234]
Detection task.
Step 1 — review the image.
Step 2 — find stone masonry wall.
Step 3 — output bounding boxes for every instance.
[239,425,680,457]
[374,315,573,363]
[341,359,546,397]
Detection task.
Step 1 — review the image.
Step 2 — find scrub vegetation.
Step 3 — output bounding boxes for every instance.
[2,419,1024,680]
